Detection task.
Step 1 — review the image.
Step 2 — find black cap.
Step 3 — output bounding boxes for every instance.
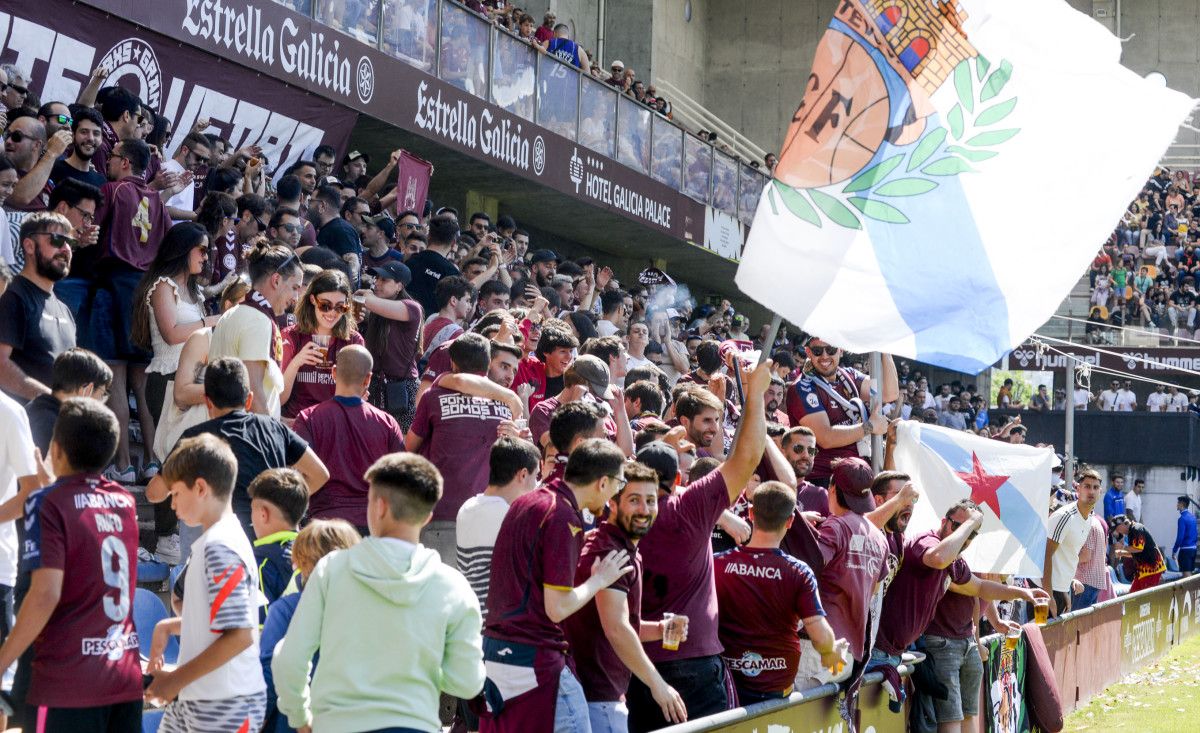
[368,261,412,286]
[529,249,559,265]
[364,214,396,242]
[637,441,679,491]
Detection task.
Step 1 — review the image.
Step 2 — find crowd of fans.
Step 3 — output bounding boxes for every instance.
[0,37,1194,733]
[1086,167,1200,342]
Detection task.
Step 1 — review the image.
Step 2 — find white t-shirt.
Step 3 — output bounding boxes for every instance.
[162,158,195,223]
[1115,389,1137,411]
[626,354,652,374]
[0,393,35,586]
[1040,504,1093,592]
[596,319,620,337]
[1098,390,1119,411]
[1073,389,1091,410]
[1146,392,1167,412]
[179,513,266,701]
[1124,491,1143,523]
[455,493,511,619]
[1168,392,1188,412]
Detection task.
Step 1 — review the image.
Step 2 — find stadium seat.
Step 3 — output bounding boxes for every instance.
[142,708,163,733]
[1109,566,1131,596]
[132,588,178,664]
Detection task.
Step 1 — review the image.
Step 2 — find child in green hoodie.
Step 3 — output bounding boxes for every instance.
[272,452,486,733]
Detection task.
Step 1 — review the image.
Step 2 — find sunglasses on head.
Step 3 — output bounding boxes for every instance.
[808,345,838,356]
[314,298,350,314]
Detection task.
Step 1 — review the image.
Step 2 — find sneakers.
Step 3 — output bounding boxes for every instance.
[155,534,182,565]
[103,465,137,484]
[136,546,157,563]
[142,461,161,480]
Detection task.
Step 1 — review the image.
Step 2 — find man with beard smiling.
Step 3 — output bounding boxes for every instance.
[788,337,898,485]
[782,426,828,518]
[564,461,688,732]
[0,212,75,399]
[49,108,107,190]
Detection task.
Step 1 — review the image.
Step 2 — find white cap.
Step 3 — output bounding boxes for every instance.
[611,60,625,69]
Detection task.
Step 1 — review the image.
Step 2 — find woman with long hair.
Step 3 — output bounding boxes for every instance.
[357,262,423,432]
[281,269,363,419]
[195,191,241,299]
[131,221,219,561]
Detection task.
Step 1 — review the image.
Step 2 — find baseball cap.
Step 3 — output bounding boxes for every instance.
[343,150,369,165]
[364,214,396,242]
[570,355,615,401]
[368,261,412,286]
[830,457,876,514]
[529,249,560,265]
[637,441,679,491]
[611,60,625,70]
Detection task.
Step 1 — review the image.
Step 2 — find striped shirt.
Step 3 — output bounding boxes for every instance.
[456,494,511,620]
[1074,513,1109,590]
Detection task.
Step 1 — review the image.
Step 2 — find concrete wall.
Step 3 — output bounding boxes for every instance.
[1099,465,1200,561]
[650,0,708,109]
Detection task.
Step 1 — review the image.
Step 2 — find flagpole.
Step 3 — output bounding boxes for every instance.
[1064,358,1076,481]
[870,351,883,473]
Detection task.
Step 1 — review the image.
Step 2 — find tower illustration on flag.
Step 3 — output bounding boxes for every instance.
[736,0,1196,373]
[893,421,1051,576]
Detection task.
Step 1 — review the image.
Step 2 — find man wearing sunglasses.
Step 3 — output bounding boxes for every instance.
[872,500,1049,674]
[0,64,28,111]
[36,102,72,137]
[0,212,76,400]
[5,116,71,217]
[48,108,107,191]
[162,132,212,223]
[787,337,898,486]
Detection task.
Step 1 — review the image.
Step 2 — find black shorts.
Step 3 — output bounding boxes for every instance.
[23,699,141,733]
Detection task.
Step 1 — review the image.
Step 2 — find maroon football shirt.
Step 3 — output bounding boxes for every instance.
[23,473,142,706]
[281,327,365,418]
[715,546,824,694]
[410,383,513,521]
[97,176,172,271]
[485,479,585,652]
[875,531,973,656]
[562,521,642,702]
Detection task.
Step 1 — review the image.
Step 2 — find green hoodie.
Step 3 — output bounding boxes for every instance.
[272,537,485,732]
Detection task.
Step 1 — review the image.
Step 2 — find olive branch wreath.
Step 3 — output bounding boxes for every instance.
[767,56,1019,229]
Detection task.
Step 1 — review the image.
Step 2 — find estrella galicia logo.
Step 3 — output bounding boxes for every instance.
[100,39,162,112]
[533,136,546,176]
[569,148,584,192]
[356,56,375,104]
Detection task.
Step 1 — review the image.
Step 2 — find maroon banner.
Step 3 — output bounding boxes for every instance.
[395,150,432,216]
[0,0,358,180]
[70,0,706,242]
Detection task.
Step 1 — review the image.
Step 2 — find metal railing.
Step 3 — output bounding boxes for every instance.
[652,78,768,167]
[274,0,770,227]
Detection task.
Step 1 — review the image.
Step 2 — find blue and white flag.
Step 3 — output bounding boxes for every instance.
[736,0,1196,373]
[894,421,1051,576]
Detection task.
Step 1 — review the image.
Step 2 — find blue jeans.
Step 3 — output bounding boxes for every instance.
[1179,548,1197,573]
[627,654,729,733]
[587,701,628,733]
[554,666,591,733]
[866,647,903,672]
[921,635,983,722]
[1071,584,1102,611]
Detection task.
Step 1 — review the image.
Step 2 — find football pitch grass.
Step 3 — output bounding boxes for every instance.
[1065,632,1200,731]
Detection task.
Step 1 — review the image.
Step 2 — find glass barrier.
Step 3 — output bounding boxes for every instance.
[738,164,766,224]
[579,77,617,158]
[382,0,438,72]
[491,31,536,121]
[536,54,579,140]
[274,0,314,14]
[683,134,712,204]
[316,0,380,45]
[650,114,682,189]
[711,151,738,216]
[438,2,490,99]
[616,95,652,174]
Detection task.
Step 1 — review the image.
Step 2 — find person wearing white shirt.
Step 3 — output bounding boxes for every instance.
[625,322,653,373]
[1115,382,1137,411]
[1125,479,1144,523]
[1167,386,1189,412]
[1146,385,1168,412]
[0,391,36,606]
[1097,381,1120,411]
[1073,386,1093,410]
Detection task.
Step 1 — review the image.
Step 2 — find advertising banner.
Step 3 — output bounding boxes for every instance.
[77,0,707,242]
[0,0,358,179]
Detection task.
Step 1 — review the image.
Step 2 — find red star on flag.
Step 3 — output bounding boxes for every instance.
[955,452,1008,518]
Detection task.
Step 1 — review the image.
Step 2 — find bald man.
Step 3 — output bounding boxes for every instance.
[293,345,405,534]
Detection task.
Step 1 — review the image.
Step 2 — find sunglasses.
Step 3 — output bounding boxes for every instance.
[35,231,78,249]
[2,82,27,96]
[398,221,419,230]
[808,345,838,356]
[314,298,350,314]
[788,444,818,456]
[5,130,36,144]
[276,222,303,233]
[49,114,72,127]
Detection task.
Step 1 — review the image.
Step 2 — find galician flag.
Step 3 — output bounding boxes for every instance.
[894,421,1051,576]
[736,0,1196,373]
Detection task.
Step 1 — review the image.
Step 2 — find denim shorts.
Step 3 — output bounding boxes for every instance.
[90,266,150,363]
[922,635,983,722]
